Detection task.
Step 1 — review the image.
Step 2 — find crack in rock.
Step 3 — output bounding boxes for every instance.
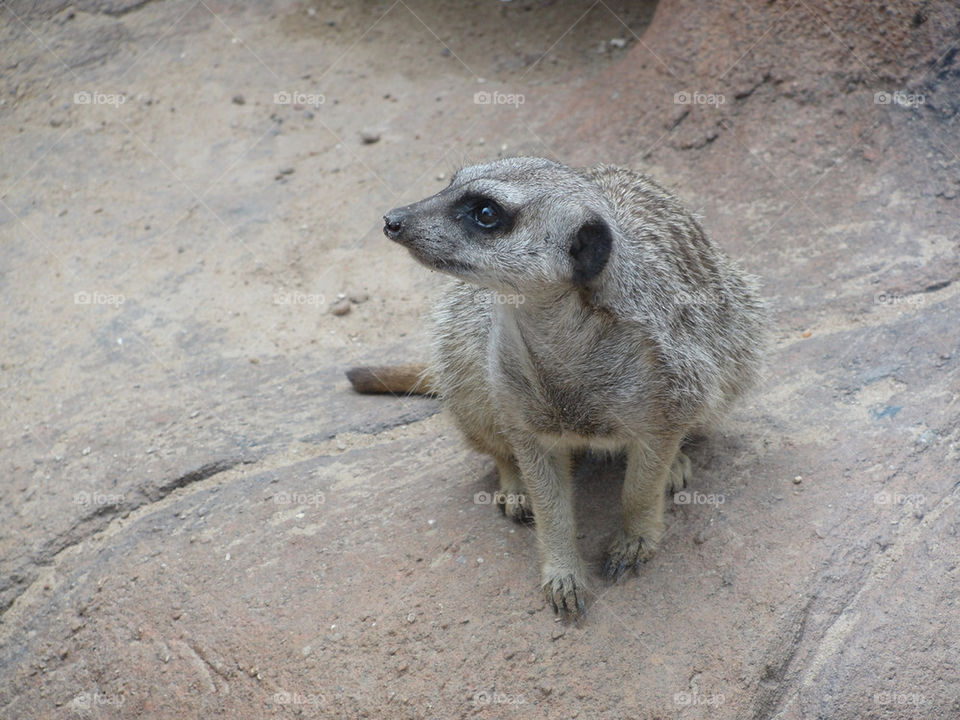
[750,594,815,719]
[75,0,161,16]
[152,458,248,499]
[0,456,251,618]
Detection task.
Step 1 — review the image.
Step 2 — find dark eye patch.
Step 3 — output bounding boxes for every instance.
[454,193,514,234]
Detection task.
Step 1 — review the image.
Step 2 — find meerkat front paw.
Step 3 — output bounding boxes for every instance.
[668,450,693,493]
[541,567,588,618]
[602,529,656,581]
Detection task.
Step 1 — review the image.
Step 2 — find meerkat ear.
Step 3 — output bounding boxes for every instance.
[569,218,612,285]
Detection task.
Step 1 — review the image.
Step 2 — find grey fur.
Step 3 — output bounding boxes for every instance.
[384,157,767,618]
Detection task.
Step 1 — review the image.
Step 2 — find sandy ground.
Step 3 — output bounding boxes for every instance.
[1,0,959,718]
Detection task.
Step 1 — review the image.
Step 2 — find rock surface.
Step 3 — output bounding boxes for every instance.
[1,1,957,718]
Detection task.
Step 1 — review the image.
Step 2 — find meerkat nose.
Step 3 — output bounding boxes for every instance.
[383,211,405,239]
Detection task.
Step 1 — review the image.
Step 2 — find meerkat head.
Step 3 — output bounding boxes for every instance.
[383,157,615,294]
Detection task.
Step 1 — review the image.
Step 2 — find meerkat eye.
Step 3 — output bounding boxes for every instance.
[470,201,503,229]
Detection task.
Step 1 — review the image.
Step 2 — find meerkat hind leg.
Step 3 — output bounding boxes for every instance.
[603,435,682,581]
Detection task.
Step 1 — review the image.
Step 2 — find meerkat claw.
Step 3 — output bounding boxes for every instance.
[503,493,534,522]
[542,572,587,619]
[603,531,654,582]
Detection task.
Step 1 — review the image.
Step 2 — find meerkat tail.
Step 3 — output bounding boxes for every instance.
[345,364,435,396]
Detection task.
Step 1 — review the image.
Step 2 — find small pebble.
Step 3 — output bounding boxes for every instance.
[331,299,351,316]
[793,476,803,484]
[360,129,380,144]
[231,94,245,105]
[348,292,369,304]
[278,167,294,175]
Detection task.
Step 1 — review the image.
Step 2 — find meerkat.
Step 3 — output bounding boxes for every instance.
[370,157,766,618]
